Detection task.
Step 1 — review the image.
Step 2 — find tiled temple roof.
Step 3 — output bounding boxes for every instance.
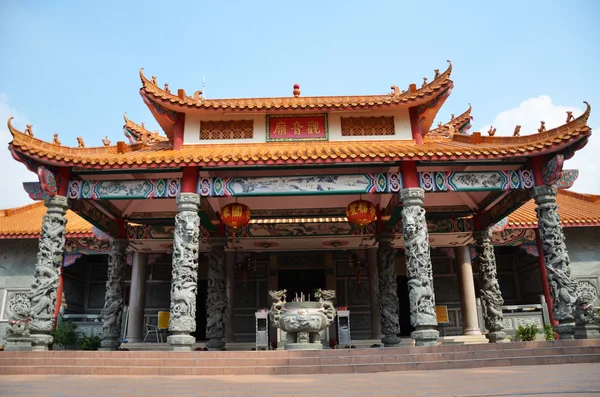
[0,202,93,239]
[123,113,169,143]
[6,103,591,169]
[425,104,473,139]
[508,190,600,228]
[139,61,454,113]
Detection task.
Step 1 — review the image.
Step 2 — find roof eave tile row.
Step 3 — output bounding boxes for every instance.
[138,62,453,113]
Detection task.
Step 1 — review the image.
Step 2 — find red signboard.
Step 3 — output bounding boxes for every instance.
[266,114,328,141]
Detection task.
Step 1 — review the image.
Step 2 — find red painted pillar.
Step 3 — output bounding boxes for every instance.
[530,156,546,186]
[181,167,199,193]
[402,161,419,188]
[173,113,186,150]
[535,229,557,326]
[408,107,424,145]
[530,155,556,327]
[53,167,71,327]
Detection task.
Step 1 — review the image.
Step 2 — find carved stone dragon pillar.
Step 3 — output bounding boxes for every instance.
[205,237,228,350]
[167,193,200,351]
[401,188,439,346]
[29,196,68,351]
[533,185,577,339]
[474,230,506,343]
[376,232,400,347]
[100,238,128,350]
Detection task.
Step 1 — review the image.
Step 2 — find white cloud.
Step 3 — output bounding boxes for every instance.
[0,95,36,208]
[477,96,599,195]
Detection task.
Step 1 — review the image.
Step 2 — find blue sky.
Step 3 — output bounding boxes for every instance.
[0,0,599,206]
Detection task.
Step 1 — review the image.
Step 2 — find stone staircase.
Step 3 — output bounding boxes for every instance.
[0,340,598,376]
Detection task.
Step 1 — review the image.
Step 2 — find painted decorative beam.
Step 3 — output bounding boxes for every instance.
[229,222,375,238]
[70,199,119,236]
[391,217,474,234]
[198,173,403,197]
[490,228,536,246]
[481,190,532,229]
[127,224,210,240]
[67,179,181,200]
[419,170,535,192]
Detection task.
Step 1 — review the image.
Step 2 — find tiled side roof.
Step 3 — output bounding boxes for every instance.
[508,189,600,228]
[7,103,591,169]
[139,62,454,113]
[123,113,169,143]
[425,104,473,139]
[0,202,93,238]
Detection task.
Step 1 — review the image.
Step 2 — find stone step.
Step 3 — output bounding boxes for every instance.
[1,339,597,359]
[1,340,599,376]
[1,345,599,367]
[0,353,598,375]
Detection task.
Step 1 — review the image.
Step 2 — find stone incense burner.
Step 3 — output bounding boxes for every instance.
[269,289,336,350]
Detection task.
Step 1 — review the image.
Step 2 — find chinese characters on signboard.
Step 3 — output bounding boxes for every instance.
[266,114,328,141]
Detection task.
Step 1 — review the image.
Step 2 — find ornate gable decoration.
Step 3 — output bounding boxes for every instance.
[200,120,253,140]
[341,116,395,136]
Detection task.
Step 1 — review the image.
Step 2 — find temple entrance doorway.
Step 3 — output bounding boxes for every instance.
[278,269,326,303]
[397,276,414,337]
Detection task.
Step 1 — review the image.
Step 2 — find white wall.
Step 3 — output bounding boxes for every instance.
[183,108,413,145]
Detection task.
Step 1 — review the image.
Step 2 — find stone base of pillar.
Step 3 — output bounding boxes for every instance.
[485,331,506,343]
[167,333,195,351]
[411,327,439,346]
[99,339,121,351]
[30,334,53,351]
[205,338,225,350]
[574,324,599,340]
[4,337,33,351]
[462,328,482,336]
[555,323,575,340]
[381,334,400,347]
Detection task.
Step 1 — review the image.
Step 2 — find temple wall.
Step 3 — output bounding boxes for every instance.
[564,227,600,276]
[564,227,600,301]
[0,239,37,346]
[183,109,412,145]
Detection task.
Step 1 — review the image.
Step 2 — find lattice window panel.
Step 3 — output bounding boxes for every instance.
[200,120,253,140]
[341,116,395,136]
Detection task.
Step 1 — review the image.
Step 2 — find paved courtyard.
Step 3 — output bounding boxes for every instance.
[0,363,598,397]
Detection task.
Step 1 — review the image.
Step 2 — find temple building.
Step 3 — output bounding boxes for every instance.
[2,62,598,351]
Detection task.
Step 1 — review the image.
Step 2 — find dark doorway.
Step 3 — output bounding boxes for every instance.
[193,280,208,340]
[278,269,326,302]
[397,276,414,337]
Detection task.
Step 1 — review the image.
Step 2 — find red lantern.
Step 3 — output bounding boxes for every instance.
[346,199,376,228]
[220,203,251,229]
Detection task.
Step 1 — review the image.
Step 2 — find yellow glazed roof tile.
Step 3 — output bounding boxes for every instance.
[139,62,454,113]
[508,190,600,228]
[0,202,94,238]
[6,103,592,169]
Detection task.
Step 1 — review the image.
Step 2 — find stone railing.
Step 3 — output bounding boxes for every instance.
[476,295,551,336]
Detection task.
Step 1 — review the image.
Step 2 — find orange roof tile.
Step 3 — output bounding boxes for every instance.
[508,190,600,228]
[425,104,473,139]
[139,61,454,114]
[7,103,591,169]
[0,202,93,239]
[123,113,169,143]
